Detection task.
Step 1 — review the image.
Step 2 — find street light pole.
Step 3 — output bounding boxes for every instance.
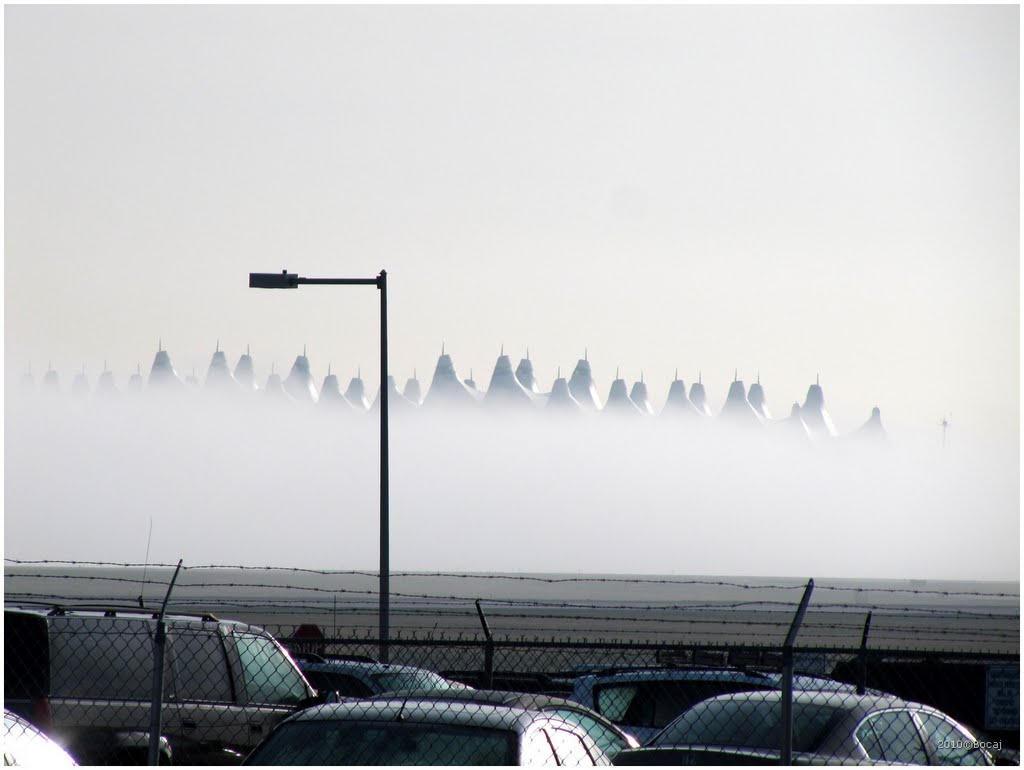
[377,270,389,663]
[249,269,390,663]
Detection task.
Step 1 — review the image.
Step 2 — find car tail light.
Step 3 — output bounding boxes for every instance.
[31,697,53,731]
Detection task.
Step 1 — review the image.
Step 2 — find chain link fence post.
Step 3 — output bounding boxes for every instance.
[856,611,873,695]
[475,600,494,689]
[780,579,814,766]
[148,559,183,766]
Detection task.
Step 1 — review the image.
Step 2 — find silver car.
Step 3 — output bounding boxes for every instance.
[243,699,613,765]
[613,689,995,765]
[5,606,317,765]
[3,710,77,767]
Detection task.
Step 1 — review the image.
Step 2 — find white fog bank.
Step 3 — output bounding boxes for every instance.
[3,392,1018,581]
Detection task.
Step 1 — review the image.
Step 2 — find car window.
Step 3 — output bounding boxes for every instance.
[548,709,627,758]
[170,630,233,702]
[232,633,309,706]
[4,613,50,699]
[596,680,774,730]
[49,619,156,699]
[594,684,636,722]
[547,727,598,766]
[246,720,517,765]
[652,696,842,753]
[303,670,373,697]
[855,711,929,765]
[917,712,989,766]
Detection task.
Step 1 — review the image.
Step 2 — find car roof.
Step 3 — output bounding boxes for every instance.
[693,688,924,713]
[365,688,573,708]
[284,698,565,733]
[577,667,864,693]
[578,667,778,685]
[297,659,437,677]
[4,604,259,632]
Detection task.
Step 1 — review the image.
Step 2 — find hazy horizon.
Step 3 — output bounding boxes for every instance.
[4,5,1019,582]
[4,4,1019,452]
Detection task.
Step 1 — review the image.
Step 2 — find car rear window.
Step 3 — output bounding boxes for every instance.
[247,720,518,765]
[651,696,843,753]
[303,670,373,698]
[373,670,455,693]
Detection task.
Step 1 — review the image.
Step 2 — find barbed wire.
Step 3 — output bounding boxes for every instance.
[6,592,1018,639]
[6,575,1018,623]
[5,559,1018,599]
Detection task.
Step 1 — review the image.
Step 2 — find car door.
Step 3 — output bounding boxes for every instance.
[163,626,253,761]
[227,630,312,749]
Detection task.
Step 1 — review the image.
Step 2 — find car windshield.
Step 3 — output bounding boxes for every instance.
[246,720,517,765]
[651,697,843,754]
[373,670,456,693]
[595,680,774,729]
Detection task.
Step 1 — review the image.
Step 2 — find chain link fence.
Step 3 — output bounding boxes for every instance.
[5,608,1018,765]
[5,563,1019,765]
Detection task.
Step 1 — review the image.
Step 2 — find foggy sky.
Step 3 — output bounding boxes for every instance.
[4,393,1018,580]
[4,4,1019,452]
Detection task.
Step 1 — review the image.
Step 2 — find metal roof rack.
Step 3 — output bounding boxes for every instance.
[8,603,221,623]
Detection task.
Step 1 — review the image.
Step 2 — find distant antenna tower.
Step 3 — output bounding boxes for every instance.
[940,414,951,448]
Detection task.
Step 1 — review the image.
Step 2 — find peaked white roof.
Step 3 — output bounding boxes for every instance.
[605,377,642,415]
[319,373,355,410]
[662,378,704,417]
[719,379,764,426]
[484,354,535,408]
[283,354,318,403]
[205,349,239,391]
[234,352,258,391]
[423,352,481,407]
[629,380,654,415]
[403,375,423,405]
[345,375,371,410]
[546,376,583,411]
[148,349,182,390]
[688,380,713,417]
[848,406,887,441]
[372,375,416,411]
[264,372,292,400]
[801,382,837,438]
[568,358,602,410]
[515,357,541,395]
[747,380,771,420]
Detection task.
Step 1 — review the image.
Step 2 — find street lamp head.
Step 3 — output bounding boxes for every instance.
[249,271,298,289]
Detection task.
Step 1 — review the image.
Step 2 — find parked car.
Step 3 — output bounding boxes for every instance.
[570,666,872,744]
[612,689,996,765]
[242,699,613,765]
[3,709,77,766]
[362,688,641,760]
[5,605,318,765]
[292,654,469,697]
